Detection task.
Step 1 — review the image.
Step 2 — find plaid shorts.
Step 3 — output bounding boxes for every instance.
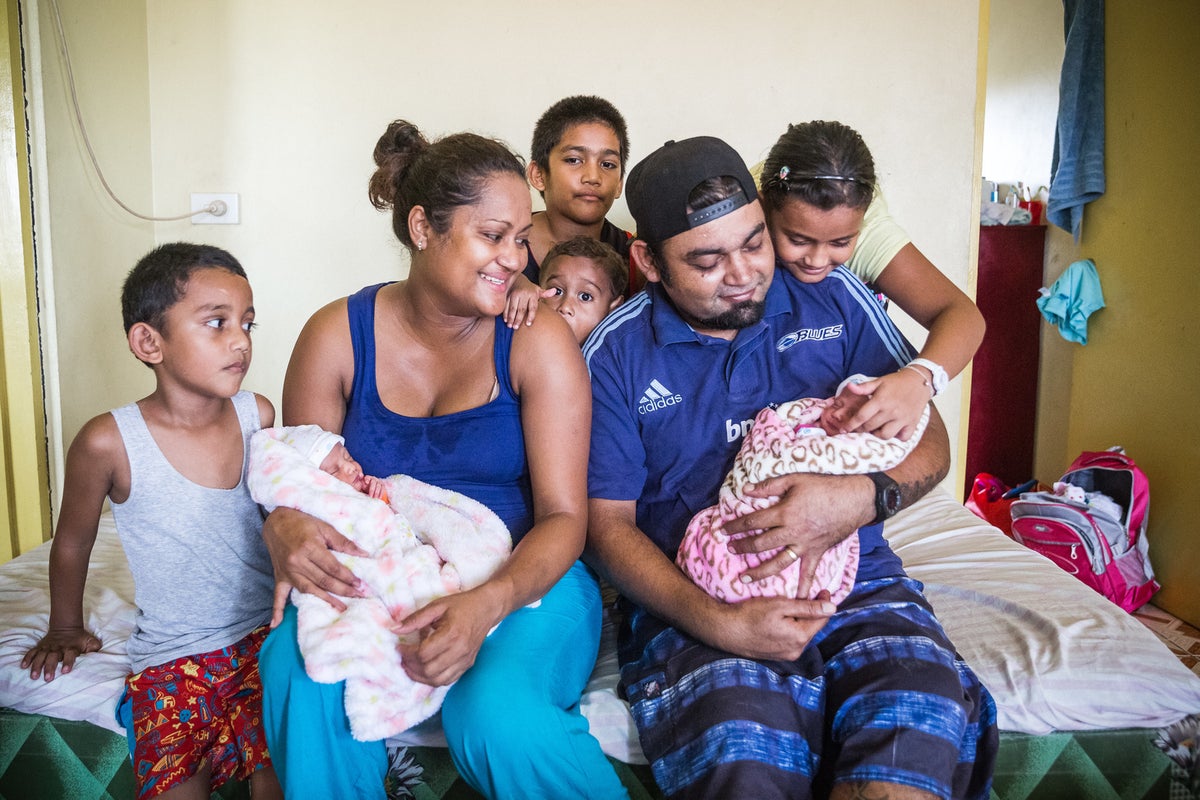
[619,576,998,799]
[121,626,272,799]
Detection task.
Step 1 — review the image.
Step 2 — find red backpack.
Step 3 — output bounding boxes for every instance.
[1009,447,1158,612]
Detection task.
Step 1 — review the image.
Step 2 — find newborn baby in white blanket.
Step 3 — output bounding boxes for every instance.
[248,425,511,741]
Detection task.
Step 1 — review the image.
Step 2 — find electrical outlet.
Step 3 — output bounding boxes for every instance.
[191,193,240,224]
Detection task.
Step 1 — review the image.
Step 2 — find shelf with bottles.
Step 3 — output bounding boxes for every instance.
[982,179,1048,226]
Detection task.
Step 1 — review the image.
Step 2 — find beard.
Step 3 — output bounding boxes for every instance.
[655,253,768,332]
[681,299,766,331]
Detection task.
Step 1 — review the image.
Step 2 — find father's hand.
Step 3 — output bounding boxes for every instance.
[708,593,836,661]
[723,473,873,597]
[262,506,369,625]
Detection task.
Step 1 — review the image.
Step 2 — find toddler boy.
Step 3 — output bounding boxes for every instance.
[538,235,627,344]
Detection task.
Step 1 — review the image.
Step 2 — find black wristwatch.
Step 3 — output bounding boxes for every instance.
[866,471,902,526]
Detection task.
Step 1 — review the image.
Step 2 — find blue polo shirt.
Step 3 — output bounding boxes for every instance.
[585,266,916,582]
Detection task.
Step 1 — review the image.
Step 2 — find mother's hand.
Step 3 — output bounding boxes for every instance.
[262,506,369,626]
[392,584,507,686]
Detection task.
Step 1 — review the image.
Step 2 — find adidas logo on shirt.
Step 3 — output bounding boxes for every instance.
[637,379,683,415]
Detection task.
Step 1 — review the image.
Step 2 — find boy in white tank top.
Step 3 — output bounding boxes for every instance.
[22,243,281,800]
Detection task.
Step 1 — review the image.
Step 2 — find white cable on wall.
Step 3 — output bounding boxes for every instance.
[46,0,219,221]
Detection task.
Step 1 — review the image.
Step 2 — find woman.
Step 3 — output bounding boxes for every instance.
[758,120,986,441]
[257,120,628,800]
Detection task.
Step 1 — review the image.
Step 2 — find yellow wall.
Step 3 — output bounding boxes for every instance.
[1059,1,1200,624]
[32,0,156,506]
[28,0,983,523]
[1,0,51,559]
[16,2,1194,622]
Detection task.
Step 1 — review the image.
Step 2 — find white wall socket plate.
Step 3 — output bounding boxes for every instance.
[191,193,240,224]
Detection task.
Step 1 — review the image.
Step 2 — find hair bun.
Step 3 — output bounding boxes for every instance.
[368,120,428,210]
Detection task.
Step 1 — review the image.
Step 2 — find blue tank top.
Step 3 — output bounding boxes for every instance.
[340,283,533,542]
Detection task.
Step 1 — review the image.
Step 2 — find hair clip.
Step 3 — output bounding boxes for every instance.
[764,169,873,192]
[800,173,860,183]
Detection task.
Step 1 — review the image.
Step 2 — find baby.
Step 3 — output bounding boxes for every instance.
[310,433,389,502]
[248,425,511,741]
[676,377,929,604]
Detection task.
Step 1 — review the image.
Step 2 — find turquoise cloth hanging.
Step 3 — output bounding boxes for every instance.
[1037,258,1105,344]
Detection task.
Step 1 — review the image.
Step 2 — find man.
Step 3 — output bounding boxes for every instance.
[584,136,997,800]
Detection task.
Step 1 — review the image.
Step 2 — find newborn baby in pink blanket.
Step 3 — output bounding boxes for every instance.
[248,425,511,741]
[676,377,929,605]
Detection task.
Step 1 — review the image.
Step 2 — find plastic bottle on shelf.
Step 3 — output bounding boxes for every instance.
[983,178,999,203]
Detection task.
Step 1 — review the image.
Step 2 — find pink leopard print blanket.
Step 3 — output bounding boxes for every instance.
[676,396,928,604]
[248,428,511,741]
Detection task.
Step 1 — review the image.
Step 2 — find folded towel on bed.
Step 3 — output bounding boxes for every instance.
[676,395,928,604]
[1047,0,1106,240]
[248,428,511,741]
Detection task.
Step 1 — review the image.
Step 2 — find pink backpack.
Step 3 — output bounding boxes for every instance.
[1009,447,1158,612]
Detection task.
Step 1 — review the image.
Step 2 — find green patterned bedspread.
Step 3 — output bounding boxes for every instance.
[0,709,1190,800]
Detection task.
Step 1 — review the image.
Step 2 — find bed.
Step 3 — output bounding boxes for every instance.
[3,489,1198,799]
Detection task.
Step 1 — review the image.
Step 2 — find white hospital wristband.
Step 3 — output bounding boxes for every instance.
[908,358,949,397]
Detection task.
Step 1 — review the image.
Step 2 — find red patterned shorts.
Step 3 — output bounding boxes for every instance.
[123,626,271,799]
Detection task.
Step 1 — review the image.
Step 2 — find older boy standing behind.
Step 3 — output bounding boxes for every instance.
[22,243,280,800]
[505,95,636,326]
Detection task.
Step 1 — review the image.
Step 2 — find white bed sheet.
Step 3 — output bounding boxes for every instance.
[2,489,1198,767]
[0,510,641,760]
[0,514,133,736]
[885,489,1200,734]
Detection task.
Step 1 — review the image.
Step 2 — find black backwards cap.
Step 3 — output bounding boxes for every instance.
[625,136,758,246]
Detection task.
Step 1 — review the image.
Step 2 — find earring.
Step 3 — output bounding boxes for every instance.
[417,240,426,251]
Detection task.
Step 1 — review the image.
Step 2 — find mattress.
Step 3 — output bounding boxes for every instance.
[3,489,1199,798]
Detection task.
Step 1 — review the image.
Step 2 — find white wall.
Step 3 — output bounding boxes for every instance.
[982,0,1062,197]
[980,0,1081,483]
[35,0,984,508]
[30,0,157,496]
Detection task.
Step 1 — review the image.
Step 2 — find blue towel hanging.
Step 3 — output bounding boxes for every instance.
[1047,0,1105,241]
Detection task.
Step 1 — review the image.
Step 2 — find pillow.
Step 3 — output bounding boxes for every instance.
[884,489,1200,734]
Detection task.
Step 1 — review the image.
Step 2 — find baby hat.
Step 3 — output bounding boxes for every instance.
[281,424,345,467]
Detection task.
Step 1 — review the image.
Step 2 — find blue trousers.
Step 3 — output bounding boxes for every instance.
[620,576,998,800]
[259,560,628,799]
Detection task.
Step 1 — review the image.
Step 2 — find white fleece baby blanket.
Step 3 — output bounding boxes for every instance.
[248,428,511,741]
